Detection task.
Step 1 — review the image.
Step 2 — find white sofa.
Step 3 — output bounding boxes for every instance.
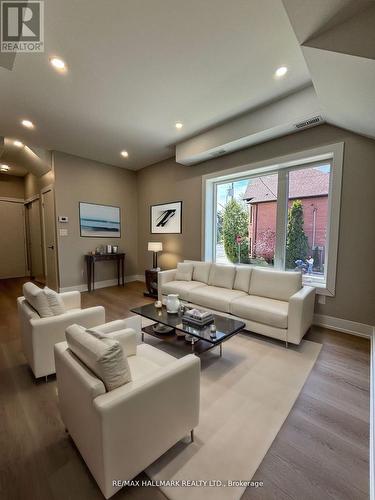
[159,261,316,345]
[17,290,105,378]
[55,318,200,499]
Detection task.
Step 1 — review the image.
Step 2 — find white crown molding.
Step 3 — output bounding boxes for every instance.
[59,275,145,293]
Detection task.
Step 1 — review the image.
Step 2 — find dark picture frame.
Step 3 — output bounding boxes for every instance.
[150,201,182,234]
[79,202,121,238]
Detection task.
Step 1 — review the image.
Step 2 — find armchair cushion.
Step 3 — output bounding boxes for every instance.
[66,324,132,391]
[23,282,53,318]
[44,286,66,315]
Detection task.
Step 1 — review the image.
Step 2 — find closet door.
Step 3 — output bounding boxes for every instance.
[0,200,27,278]
[26,200,44,282]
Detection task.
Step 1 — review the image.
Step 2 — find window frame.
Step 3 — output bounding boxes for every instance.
[202,142,344,296]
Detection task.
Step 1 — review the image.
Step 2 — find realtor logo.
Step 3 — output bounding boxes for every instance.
[1,1,44,52]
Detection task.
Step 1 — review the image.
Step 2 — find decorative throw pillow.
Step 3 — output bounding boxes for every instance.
[22,282,53,318]
[44,287,66,315]
[66,324,132,391]
[175,262,193,281]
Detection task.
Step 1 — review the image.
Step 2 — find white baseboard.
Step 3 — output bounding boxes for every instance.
[59,275,145,293]
[313,313,373,338]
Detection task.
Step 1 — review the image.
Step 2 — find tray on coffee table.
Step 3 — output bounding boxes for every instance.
[131,303,245,356]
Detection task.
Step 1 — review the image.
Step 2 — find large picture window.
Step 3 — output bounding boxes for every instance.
[203,143,343,295]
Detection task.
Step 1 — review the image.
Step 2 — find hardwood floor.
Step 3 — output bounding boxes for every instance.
[0,278,370,500]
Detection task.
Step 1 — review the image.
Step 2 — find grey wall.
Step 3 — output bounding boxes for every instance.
[0,174,25,198]
[137,124,375,326]
[54,152,138,289]
[24,170,55,199]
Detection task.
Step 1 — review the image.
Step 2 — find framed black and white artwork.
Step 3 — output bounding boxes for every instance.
[150,201,182,234]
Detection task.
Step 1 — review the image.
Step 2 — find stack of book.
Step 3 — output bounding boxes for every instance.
[182,308,214,327]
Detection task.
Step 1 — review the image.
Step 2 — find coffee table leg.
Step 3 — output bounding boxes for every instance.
[141,331,144,342]
[219,344,223,357]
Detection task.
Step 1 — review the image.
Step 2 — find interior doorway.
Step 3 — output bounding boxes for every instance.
[41,187,59,290]
[25,198,45,284]
[0,199,27,279]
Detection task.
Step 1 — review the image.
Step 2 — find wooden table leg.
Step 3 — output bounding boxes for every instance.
[92,260,95,291]
[87,258,92,293]
[122,256,125,286]
[117,258,120,286]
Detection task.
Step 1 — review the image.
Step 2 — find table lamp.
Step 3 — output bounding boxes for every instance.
[148,242,163,270]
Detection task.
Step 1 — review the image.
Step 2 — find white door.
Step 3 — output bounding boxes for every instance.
[41,188,58,290]
[0,200,27,278]
[26,199,45,283]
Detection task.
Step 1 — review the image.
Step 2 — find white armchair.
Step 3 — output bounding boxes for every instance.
[54,318,200,499]
[17,291,105,379]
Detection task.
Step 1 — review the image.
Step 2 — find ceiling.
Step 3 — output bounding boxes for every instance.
[0,0,311,170]
[0,0,373,172]
[282,0,375,141]
[0,138,51,177]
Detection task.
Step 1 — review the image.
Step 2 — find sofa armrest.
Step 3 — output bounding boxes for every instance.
[158,269,177,301]
[93,353,200,498]
[105,329,137,356]
[91,316,141,335]
[31,306,105,337]
[288,286,316,344]
[59,291,81,310]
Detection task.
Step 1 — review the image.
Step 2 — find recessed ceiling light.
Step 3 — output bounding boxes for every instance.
[21,119,34,129]
[14,140,23,147]
[275,66,288,77]
[175,122,183,129]
[49,57,67,71]
[121,150,129,158]
[1,164,10,171]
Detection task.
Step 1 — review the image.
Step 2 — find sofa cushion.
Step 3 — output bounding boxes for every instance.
[233,266,253,292]
[44,286,66,315]
[175,262,193,281]
[191,261,211,284]
[161,280,207,301]
[231,295,289,329]
[189,286,246,313]
[66,324,132,391]
[249,268,302,301]
[208,264,236,289]
[22,282,53,318]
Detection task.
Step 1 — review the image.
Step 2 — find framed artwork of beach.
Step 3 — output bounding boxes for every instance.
[79,202,121,238]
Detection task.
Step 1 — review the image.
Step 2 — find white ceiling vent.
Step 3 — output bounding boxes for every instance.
[210,149,226,157]
[294,115,323,130]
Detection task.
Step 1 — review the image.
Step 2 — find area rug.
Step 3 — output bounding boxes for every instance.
[144,331,322,500]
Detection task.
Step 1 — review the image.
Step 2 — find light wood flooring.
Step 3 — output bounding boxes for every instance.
[0,278,370,500]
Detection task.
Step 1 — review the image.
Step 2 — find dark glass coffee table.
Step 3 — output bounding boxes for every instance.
[131,303,245,356]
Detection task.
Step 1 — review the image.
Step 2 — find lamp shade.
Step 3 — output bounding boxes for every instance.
[148,242,163,252]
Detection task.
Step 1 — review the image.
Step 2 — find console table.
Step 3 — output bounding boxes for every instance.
[85,253,125,292]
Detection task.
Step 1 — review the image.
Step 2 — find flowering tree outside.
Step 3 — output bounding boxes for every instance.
[253,228,276,264]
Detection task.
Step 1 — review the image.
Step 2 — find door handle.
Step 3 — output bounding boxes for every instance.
[48,245,54,250]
